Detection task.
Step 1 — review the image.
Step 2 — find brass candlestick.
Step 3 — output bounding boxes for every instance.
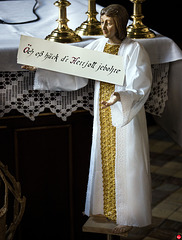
[127,0,155,39]
[75,0,103,36]
[45,0,82,43]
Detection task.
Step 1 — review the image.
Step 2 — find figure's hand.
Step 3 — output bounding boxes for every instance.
[21,65,37,71]
[101,92,120,109]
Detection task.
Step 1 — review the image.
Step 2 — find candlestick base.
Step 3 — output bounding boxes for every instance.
[127,22,155,39]
[45,0,82,43]
[75,12,103,36]
[45,28,82,43]
[127,0,155,39]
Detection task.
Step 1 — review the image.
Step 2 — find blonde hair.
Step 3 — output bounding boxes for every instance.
[100,4,129,41]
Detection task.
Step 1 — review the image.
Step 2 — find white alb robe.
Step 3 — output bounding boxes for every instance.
[84,37,152,227]
[34,36,152,227]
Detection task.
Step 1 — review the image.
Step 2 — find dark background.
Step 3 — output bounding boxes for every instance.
[96,0,182,46]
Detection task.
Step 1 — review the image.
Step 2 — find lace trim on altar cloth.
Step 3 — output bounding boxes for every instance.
[0,63,169,121]
[145,63,169,116]
[0,71,94,121]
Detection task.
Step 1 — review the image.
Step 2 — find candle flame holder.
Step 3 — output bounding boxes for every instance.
[75,0,103,36]
[45,0,82,43]
[127,0,155,39]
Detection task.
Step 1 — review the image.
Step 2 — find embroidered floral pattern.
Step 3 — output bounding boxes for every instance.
[99,43,120,221]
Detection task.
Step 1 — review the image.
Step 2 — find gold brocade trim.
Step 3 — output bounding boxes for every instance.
[99,43,120,222]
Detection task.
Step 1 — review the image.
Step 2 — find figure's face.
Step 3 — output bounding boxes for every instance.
[100,15,117,41]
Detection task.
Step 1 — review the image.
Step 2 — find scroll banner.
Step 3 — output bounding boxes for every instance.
[17,35,125,86]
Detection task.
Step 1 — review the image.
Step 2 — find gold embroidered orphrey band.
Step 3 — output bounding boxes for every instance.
[99,43,120,222]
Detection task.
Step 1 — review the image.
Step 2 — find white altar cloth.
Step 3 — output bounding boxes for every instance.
[0,0,102,71]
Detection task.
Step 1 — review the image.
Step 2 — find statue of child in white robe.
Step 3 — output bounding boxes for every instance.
[83,4,152,234]
[22,4,152,234]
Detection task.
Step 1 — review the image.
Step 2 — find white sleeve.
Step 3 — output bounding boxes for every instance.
[34,69,88,91]
[110,43,152,127]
